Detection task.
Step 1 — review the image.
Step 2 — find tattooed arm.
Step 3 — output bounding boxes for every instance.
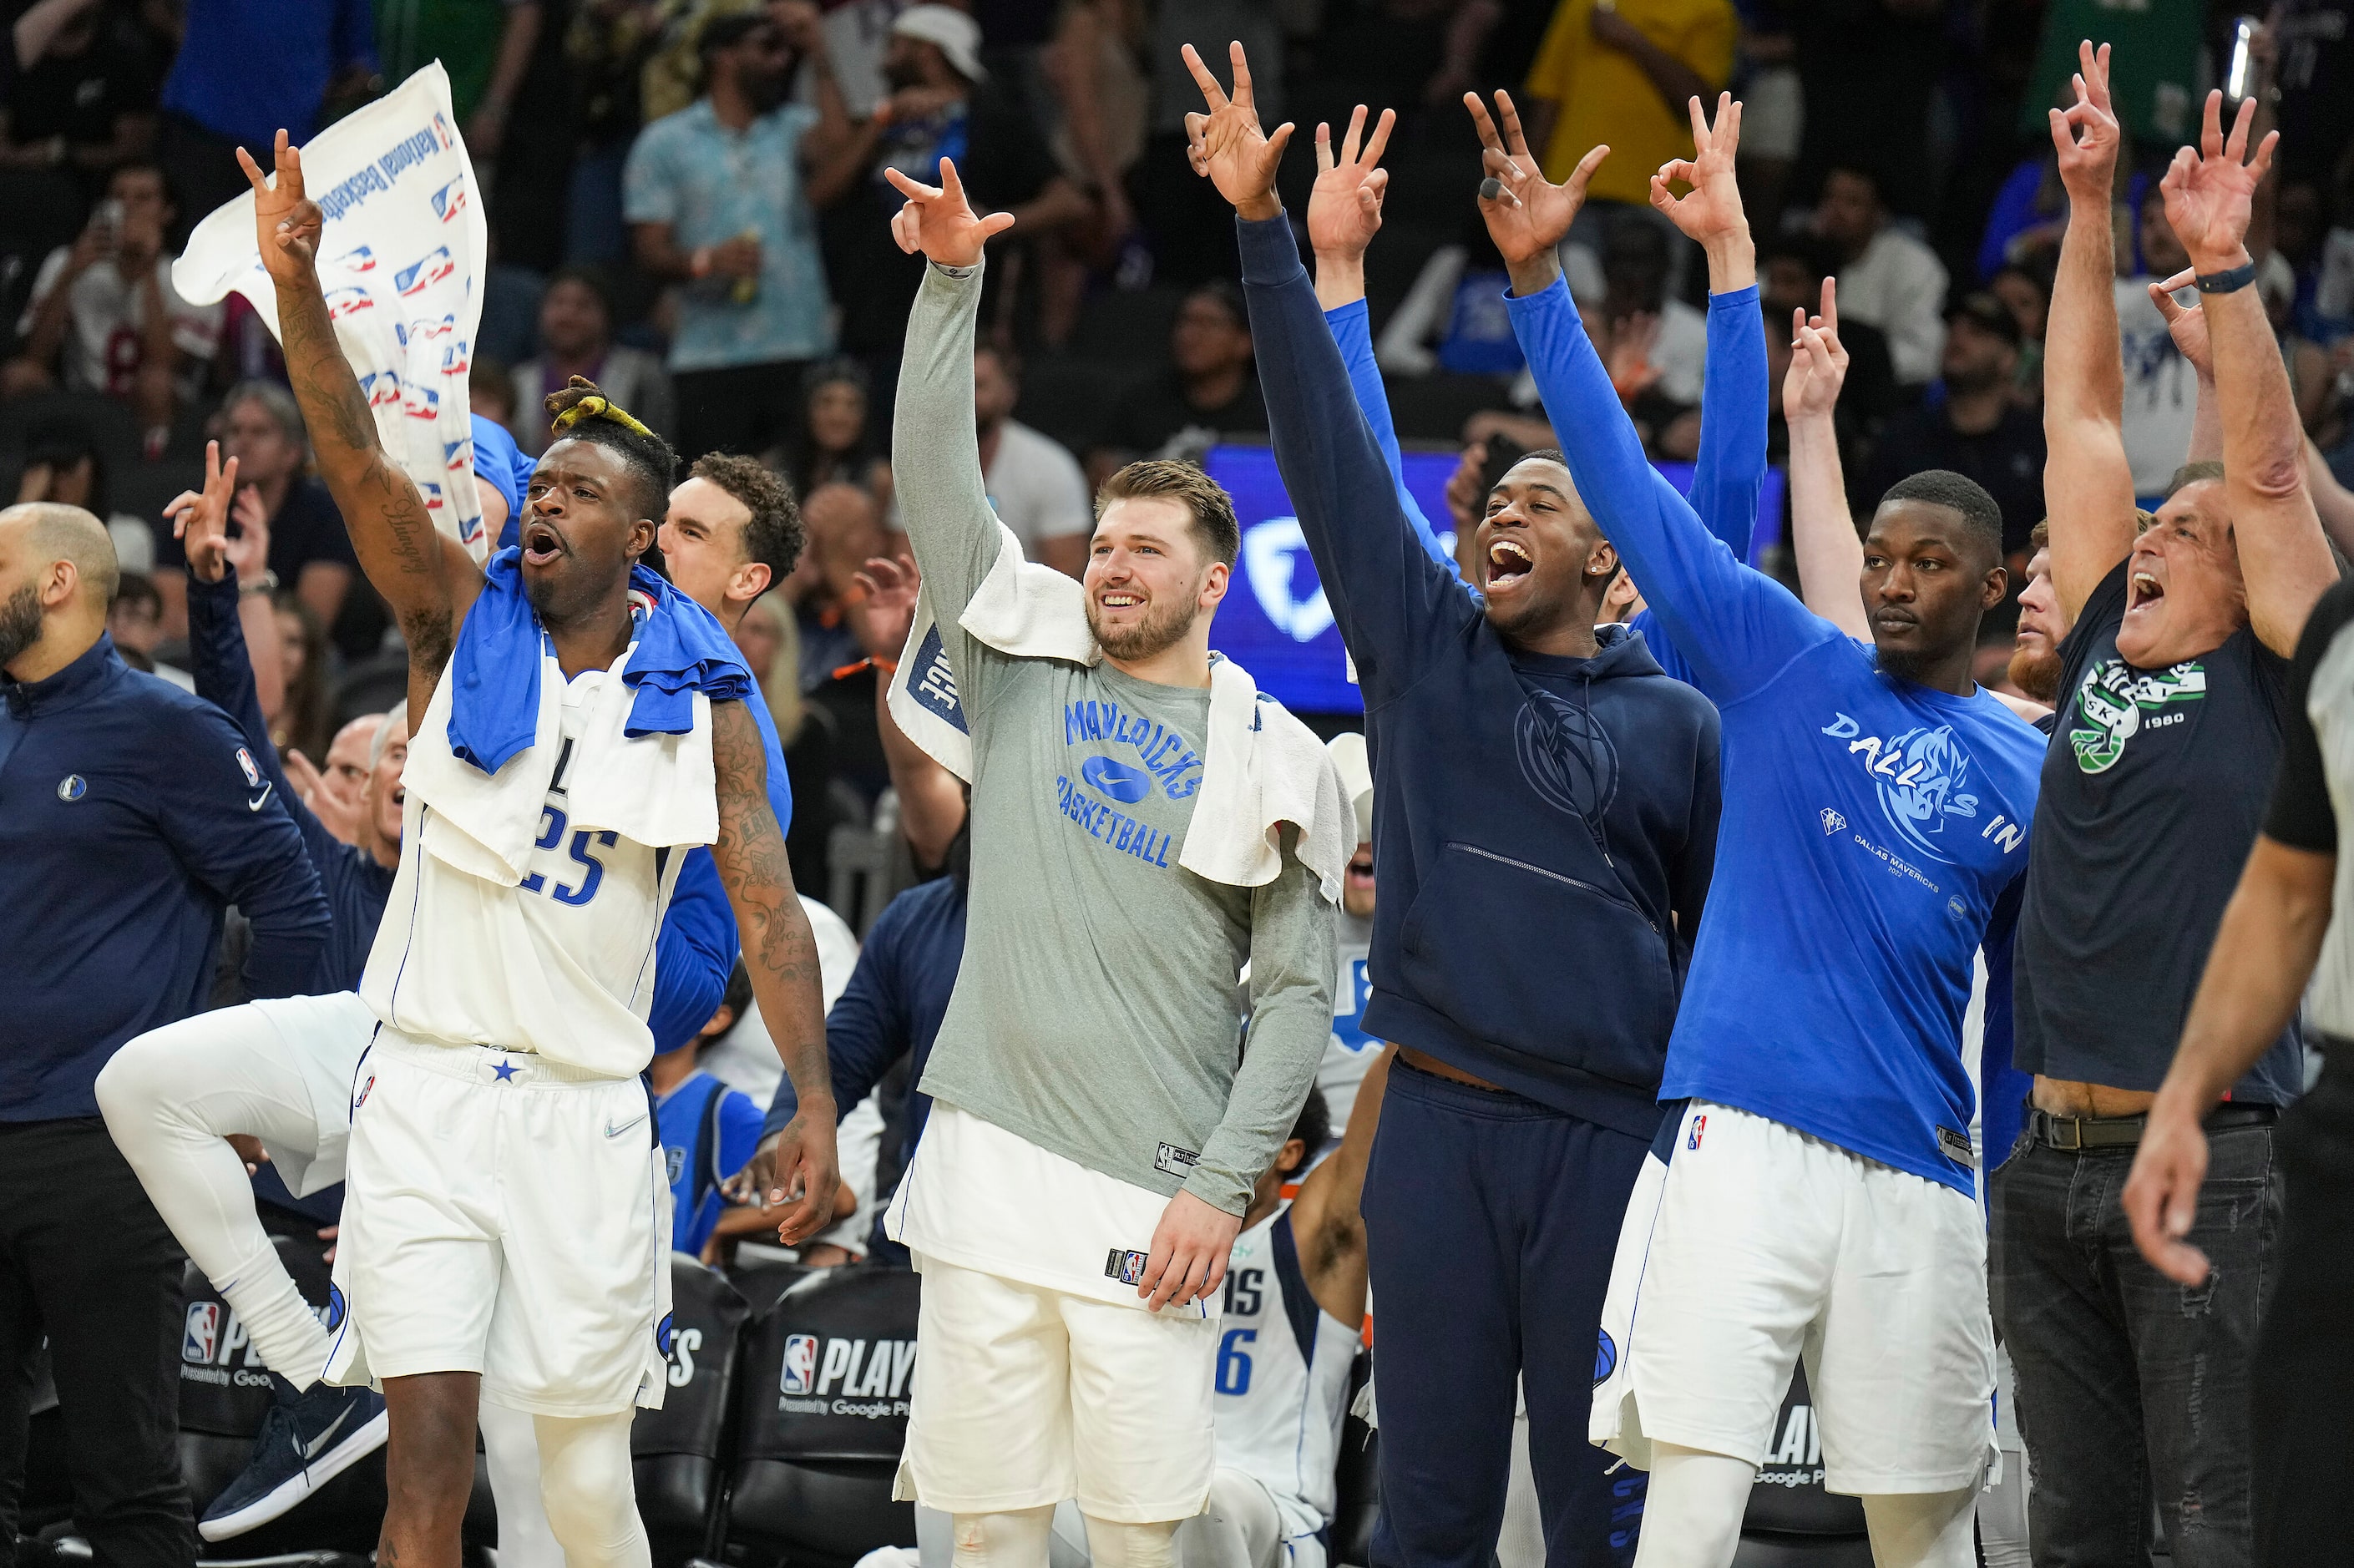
[240,131,484,718]
[708,696,841,1245]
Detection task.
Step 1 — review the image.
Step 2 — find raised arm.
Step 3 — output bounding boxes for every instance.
[240,132,483,717]
[1286,1044,1390,1327]
[2159,90,2336,656]
[2144,267,2223,464]
[851,554,969,870]
[709,697,840,1245]
[2040,42,2138,621]
[1183,45,1465,701]
[1782,281,1870,638]
[1477,89,1825,700]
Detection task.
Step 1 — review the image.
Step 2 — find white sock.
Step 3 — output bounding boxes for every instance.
[1631,1443,1755,1568]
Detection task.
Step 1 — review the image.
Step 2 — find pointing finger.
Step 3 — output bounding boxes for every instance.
[1228,39,1255,113]
[881,165,939,201]
[938,155,969,205]
[1316,121,1334,175]
[1685,94,1709,147]
[1464,91,1503,156]
[1179,43,1228,110]
[1341,103,1366,167]
[1495,89,1531,162]
[1362,106,1396,169]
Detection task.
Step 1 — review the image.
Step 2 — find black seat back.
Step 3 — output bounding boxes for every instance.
[726,1265,920,1568]
[1329,1350,1379,1568]
[1740,1364,1867,1537]
[177,1237,387,1552]
[632,1257,752,1560]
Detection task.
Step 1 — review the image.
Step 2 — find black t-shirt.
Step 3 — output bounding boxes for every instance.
[2012,559,2304,1100]
[154,474,359,583]
[1,13,165,149]
[1860,402,2048,559]
[2265,574,2354,853]
[823,82,1059,356]
[1099,369,1268,457]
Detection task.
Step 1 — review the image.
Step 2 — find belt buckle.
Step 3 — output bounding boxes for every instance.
[2046,1114,2084,1152]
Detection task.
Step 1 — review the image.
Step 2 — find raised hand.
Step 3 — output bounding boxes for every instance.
[848,554,921,660]
[286,748,365,844]
[1466,89,1607,290]
[164,441,243,585]
[235,130,322,286]
[1650,93,1745,248]
[2047,40,2119,200]
[1307,104,1395,261]
[2160,89,2277,271]
[1181,41,1293,220]
[1783,277,1850,423]
[882,157,1015,269]
[2146,267,2214,380]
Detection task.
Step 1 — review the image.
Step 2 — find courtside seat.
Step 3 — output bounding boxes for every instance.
[1329,1349,1379,1568]
[722,1256,810,1316]
[723,1264,920,1568]
[1733,1366,1869,1565]
[633,1259,752,1560]
[180,1238,387,1555]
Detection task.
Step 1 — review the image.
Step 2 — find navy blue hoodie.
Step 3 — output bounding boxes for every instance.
[1240,214,1720,1138]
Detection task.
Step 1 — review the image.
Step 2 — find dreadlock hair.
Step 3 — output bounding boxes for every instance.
[691,453,804,592]
[543,376,678,524]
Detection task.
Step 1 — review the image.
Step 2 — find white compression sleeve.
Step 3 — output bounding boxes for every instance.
[1630,1444,1754,1568]
[478,1400,564,1568]
[1079,1516,1177,1568]
[94,1008,334,1387]
[534,1409,651,1568]
[1860,1489,1977,1568]
[1174,1471,1283,1568]
[949,1508,1056,1568]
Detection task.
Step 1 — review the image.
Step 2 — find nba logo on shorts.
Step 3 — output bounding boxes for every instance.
[781,1333,819,1394]
[183,1302,221,1363]
[1687,1114,1707,1151]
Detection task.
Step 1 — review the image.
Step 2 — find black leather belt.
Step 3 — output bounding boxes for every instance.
[2027,1103,2278,1152]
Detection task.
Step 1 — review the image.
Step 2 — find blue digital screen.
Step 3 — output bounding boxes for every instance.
[1202,443,1786,716]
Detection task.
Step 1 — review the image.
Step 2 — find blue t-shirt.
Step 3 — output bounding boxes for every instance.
[161,0,376,149]
[1511,273,2046,1194]
[657,1069,767,1255]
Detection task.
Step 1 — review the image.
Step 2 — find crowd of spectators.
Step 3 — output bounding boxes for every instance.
[3,0,2354,903]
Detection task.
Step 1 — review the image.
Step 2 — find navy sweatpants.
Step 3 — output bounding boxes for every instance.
[1362,1060,1652,1568]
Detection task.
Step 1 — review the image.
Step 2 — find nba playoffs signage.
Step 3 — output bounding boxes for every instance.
[1202,443,1786,716]
[779,1333,918,1419]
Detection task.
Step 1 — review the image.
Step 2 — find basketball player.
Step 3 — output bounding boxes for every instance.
[866,156,1335,1567]
[1466,91,2042,1565]
[227,131,839,1568]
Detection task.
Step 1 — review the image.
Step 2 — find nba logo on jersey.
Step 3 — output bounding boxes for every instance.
[781,1333,819,1394]
[235,748,262,789]
[183,1302,222,1363]
[1687,1114,1707,1151]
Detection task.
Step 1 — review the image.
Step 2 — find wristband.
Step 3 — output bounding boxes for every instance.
[2194,261,2257,295]
[238,569,281,597]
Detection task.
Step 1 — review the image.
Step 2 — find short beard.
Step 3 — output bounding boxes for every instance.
[1875,641,1938,685]
[1087,589,1195,664]
[0,584,44,670]
[2008,645,2063,705]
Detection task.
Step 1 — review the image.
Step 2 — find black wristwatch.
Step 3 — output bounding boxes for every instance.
[2194,260,2258,295]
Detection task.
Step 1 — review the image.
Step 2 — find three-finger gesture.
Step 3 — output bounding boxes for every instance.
[1307,104,1395,261]
[2047,40,2120,200]
[1466,89,1606,282]
[164,441,244,585]
[235,130,323,286]
[2160,89,2276,272]
[1651,93,1745,249]
[883,157,1015,269]
[1182,41,1293,220]
[1783,277,1850,424]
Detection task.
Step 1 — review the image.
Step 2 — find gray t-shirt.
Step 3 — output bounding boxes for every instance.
[895,258,1334,1216]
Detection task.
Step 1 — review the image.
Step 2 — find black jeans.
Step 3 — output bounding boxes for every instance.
[0,1119,193,1568]
[2251,1050,2354,1565]
[1990,1120,2281,1568]
[670,359,811,463]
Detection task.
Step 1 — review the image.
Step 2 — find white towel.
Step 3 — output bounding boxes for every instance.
[403,641,718,885]
[173,63,491,557]
[887,525,1352,903]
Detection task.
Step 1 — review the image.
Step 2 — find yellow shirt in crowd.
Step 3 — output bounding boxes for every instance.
[1525,0,1737,207]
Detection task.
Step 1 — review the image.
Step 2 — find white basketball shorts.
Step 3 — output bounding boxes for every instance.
[897,1254,1220,1523]
[1590,1100,1995,1495]
[324,1029,673,1417]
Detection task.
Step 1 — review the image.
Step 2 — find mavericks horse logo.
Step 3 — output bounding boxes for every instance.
[1820,715,1979,864]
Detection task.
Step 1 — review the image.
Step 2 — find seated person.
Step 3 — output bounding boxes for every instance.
[655,961,779,1260]
[1088,280,1265,481]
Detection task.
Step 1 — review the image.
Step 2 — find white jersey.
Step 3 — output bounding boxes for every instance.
[1319,908,1379,1127]
[1215,1206,1359,1568]
[360,662,686,1077]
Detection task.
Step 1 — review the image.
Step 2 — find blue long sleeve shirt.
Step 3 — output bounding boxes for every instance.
[1508,271,2044,1193]
[1,634,330,1119]
[1245,213,1719,1136]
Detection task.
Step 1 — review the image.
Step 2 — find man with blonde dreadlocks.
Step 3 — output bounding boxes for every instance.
[237,130,841,1568]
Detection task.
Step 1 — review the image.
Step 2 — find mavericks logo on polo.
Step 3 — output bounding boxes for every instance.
[2068,656,2205,774]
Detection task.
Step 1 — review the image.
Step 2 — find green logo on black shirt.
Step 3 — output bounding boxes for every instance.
[2068,658,2208,774]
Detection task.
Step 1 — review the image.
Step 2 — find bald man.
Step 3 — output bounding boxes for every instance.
[0,502,327,1568]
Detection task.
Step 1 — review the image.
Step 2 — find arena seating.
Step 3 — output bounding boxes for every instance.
[634,1258,755,1562]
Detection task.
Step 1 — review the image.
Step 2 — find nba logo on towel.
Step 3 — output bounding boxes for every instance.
[432,176,468,223]
[323,287,373,320]
[331,244,377,273]
[1687,1114,1706,1151]
[183,1302,221,1363]
[443,438,470,473]
[397,247,454,296]
[781,1333,819,1394]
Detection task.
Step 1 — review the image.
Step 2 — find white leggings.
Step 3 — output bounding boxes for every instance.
[914,1471,1278,1568]
[1633,1443,1976,1568]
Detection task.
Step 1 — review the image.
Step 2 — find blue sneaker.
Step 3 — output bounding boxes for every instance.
[198,1378,388,1541]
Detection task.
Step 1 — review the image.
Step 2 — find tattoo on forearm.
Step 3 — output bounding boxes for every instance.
[710,701,833,1100]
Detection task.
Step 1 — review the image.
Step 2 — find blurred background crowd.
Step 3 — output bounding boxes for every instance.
[7,0,2354,920]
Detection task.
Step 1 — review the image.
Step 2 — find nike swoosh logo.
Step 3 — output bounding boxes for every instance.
[605,1111,649,1139]
[302,1403,353,1461]
[247,784,274,812]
